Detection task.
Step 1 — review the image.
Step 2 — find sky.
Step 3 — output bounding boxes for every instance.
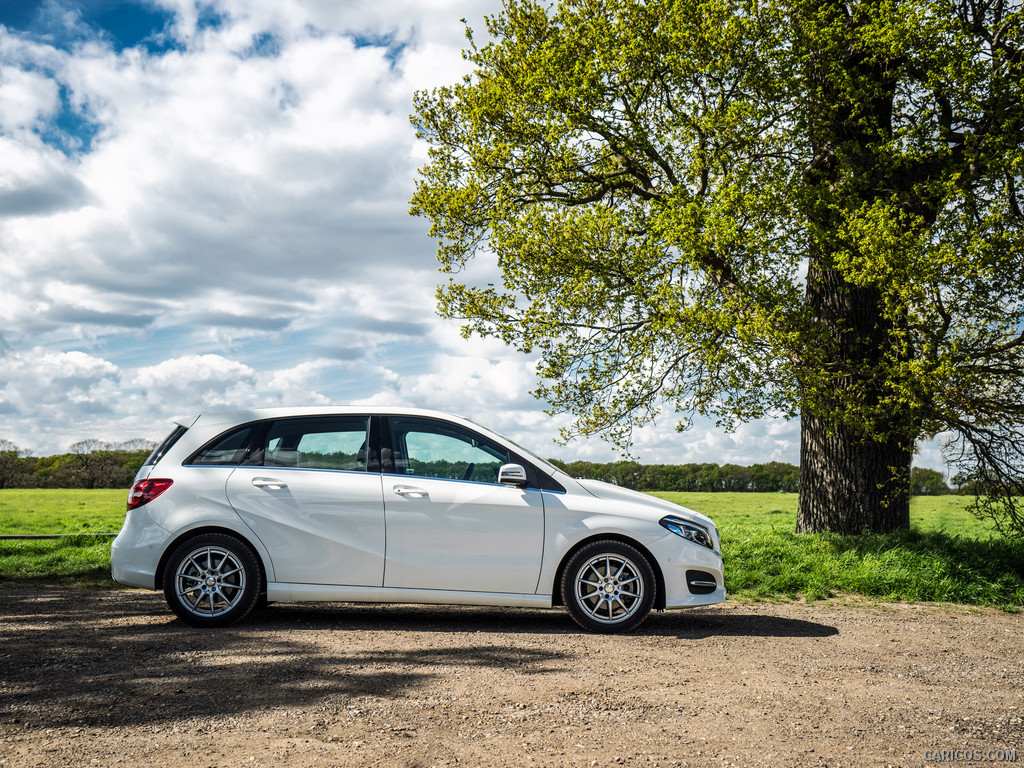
[0,0,947,470]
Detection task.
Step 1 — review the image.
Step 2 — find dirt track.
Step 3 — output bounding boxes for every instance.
[0,589,1021,768]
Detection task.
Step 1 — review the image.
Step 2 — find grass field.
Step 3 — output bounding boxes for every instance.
[1,489,1021,608]
[651,492,1023,609]
[0,489,128,534]
[0,489,127,588]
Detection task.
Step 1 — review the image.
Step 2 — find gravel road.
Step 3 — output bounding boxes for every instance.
[0,589,1021,768]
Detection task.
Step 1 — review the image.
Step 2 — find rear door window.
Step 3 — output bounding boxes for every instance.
[262,417,372,472]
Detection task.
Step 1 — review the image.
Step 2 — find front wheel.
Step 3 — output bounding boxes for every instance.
[560,540,656,633]
[162,533,263,627]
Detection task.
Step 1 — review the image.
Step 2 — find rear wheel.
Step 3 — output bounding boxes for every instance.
[561,540,656,633]
[162,533,263,627]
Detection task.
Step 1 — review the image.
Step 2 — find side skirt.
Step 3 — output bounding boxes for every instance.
[266,582,553,609]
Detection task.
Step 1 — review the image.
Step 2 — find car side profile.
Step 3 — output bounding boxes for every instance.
[111,407,725,632]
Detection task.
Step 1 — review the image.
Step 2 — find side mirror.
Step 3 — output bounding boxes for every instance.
[498,463,528,487]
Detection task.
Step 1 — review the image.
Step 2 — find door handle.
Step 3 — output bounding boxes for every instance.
[393,485,428,498]
[252,477,288,489]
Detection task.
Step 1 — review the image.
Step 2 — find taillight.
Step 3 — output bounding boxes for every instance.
[127,478,173,509]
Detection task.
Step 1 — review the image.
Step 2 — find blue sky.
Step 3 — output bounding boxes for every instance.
[0,0,178,52]
[0,0,947,469]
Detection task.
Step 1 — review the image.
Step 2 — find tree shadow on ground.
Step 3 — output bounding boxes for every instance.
[726,527,1024,606]
[820,529,1024,604]
[0,590,838,731]
[0,590,569,730]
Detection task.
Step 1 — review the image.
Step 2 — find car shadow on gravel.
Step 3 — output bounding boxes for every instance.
[645,608,839,639]
[255,601,839,641]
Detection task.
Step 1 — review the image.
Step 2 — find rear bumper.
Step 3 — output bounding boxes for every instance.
[110,507,168,590]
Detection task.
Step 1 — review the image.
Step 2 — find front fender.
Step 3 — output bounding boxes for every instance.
[537,505,666,597]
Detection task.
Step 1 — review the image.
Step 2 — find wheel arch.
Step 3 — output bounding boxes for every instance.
[551,533,666,611]
[155,525,269,594]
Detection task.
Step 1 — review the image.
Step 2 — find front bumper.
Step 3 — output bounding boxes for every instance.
[648,532,726,608]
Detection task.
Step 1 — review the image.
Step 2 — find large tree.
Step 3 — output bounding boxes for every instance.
[410,0,1024,534]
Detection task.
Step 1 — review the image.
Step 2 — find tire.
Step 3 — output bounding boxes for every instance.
[162,533,263,627]
[560,539,656,633]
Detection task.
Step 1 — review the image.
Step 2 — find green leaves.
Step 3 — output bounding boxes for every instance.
[411,0,1024,529]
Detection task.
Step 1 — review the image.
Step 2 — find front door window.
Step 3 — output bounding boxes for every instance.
[388,417,509,484]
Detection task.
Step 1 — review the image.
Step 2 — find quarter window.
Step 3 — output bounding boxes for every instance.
[190,425,256,466]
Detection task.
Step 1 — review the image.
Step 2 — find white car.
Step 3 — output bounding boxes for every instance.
[111,407,725,632]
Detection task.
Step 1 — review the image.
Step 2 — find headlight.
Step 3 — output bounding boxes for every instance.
[659,516,715,550]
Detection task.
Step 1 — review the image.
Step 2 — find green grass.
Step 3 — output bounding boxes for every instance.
[650,492,1024,609]
[0,536,117,588]
[0,489,128,588]
[0,488,128,534]
[1,489,1022,608]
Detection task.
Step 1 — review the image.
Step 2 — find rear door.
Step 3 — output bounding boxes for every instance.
[226,415,385,586]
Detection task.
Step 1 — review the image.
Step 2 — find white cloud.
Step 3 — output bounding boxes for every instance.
[264,359,341,405]
[0,348,122,449]
[400,354,539,412]
[0,1,478,346]
[133,353,254,390]
[9,348,118,385]
[0,66,60,133]
[0,137,93,218]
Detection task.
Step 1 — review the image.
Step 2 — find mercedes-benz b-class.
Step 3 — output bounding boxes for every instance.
[111,407,725,632]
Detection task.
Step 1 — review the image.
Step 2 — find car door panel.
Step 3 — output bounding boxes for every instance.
[382,477,545,594]
[227,467,385,586]
[224,415,385,587]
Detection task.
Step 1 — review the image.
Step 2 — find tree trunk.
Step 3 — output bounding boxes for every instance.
[797,411,912,534]
[788,0,920,535]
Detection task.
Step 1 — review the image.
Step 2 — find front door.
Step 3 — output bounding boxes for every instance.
[382,416,544,594]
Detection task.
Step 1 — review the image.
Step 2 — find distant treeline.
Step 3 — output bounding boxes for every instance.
[0,440,154,490]
[547,459,802,493]
[0,438,952,495]
[547,460,953,496]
